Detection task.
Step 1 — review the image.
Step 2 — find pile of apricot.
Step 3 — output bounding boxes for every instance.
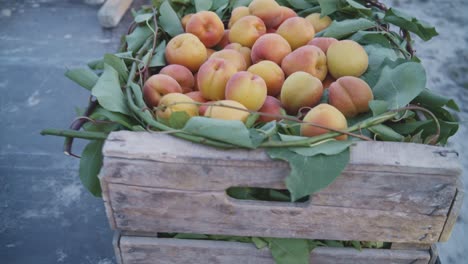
[143,0,374,140]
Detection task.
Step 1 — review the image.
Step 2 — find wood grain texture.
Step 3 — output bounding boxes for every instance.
[439,185,465,241]
[113,232,123,264]
[106,183,444,243]
[100,131,462,243]
[98,0,133,28]
[116,235,432,264]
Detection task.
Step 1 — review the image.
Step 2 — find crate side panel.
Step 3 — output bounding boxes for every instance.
[117,236,431,264]
[108,183,445,243]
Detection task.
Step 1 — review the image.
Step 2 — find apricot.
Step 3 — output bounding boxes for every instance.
[224,43,252,67]
[229,15,266,48]
[276,17,315,50]
[281,45,327,81]
[156,93,198,120]
[181,14,193,31]
[165,33,207,72]
[217,30,231,48]
[204,100,249,122]
[225,71,267,111]
[328,76,374,117]
[277,6,297,27]
[197,58,238,101]
[327,40,369,78]
[199,101,214,116]
[308,37,338,54]
[251,33,291,65]
[186,11,224,48]
[248,0,283,28]
[185,91,207,103]
[305,13,332,32]
[206,48,216,57]
[247,60,284,96]
[258,96,283,123]
[300,104,348,140]
[280,72,323,114]
[143,74,183,108]
[159,64,195,94]
[322,74,336,89]
[228,6,250,29]
[210,49,247,71]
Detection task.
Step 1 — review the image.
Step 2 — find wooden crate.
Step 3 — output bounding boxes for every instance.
[113,232,439,264]
[100,131,462,263]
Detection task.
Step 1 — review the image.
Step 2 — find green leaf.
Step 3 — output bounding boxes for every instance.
[388,120,432,135]
[92,64,129,115]
[183,117,253,148]
[384,8,438,41]
[149,40,167,67]
[104,54,129,81]
[168,111,191,129]
[174,233,209,239]
[351,241,362,251]
[65,68,98,91]
[322,18,377,39]
[413,89,460,111]
[344,0,371,16]
[361,45,402,87]
[211,0,229,10]
[267,147,349,201]
[126,25,153,51]
[245,113,260,128]
[159,0,184,37]
[87,59,104,71]
[318,0,341,16]
[135,13,154,23]
[252,237,268,249]
[324,240,344,247]
[285,0,315,9]
[79,140,104,197]
[288,139,354,156]
[194,0,212,12]
[249,121,278,147]
[232,0,253,8]
[350,31,393,47]
[266,238,310,264]
[368,100,389,116]
[368,124,404,141]
[372,60,426,109]
[90,107,138,129]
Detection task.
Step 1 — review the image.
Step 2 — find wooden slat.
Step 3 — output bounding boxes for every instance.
[113,232,124,264]
[100,131,461,243]
[117,235,431,264]
[107,183,444,243]
[439,184,465,241]
[98,0,133,28]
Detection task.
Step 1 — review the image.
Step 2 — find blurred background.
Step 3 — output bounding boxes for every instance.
[0,0,466,263]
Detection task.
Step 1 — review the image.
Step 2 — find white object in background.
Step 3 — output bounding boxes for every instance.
[98,0,133,28]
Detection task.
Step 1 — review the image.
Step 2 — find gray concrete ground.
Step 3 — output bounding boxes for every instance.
[0,0,466,263]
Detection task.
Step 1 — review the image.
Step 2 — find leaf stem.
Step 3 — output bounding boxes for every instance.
[41,129,108,140]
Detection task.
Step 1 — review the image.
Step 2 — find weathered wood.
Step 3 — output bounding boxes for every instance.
[98,0,133,28]
[117,235,432,264]
[428,244,439,264]
[100,132,461,243]
[113,232,124,264]
[106,183,444,243]
[439,183,465,241]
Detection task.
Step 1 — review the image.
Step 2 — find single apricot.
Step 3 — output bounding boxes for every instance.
[247,60,284,96]
[328,76,374,117]
[159,64,195,94]
[143,74,183,108]
[281,45,328,81]
[300,104,348,140]
[197,58,238,101]
[280,71,323,114]
[225,71,267,111]
[156,93,198,120]
[204,100,249,122]
[224,43,252,68]
[210,49,247,71]
[186,11,225,48]
[308,37,338,54]
[258,96,283,123]
[229,15,266,48]
[327,40,369,78]
[251,33,291,65]
[248,0,283,28]
[276,17,315,50]
[228,6,250,29]
[305,13,332,33]
[165,33,207,72]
